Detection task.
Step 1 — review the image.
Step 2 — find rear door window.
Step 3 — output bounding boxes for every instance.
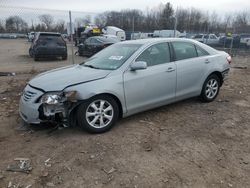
[172,42,197,61]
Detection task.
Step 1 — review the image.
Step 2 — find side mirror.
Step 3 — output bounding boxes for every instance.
[130,61,147,71]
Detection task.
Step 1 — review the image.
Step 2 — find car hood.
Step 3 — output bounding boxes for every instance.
[29,65,112,91]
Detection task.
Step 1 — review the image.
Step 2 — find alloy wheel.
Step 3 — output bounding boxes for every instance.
[205,78,219,99]
[86,100,114,128]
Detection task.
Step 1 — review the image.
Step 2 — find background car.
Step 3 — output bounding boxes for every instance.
[20,38,231,133]
[240,33,250,45]
[29,32,67,61]
[193,34,219,46]
[28,32,35,42]
[219,34,241,48]
[102,26,126,41]
[78,36,119,57]
[246,38,250,48]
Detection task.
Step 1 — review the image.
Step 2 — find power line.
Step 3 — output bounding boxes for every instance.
[0,5,98,15]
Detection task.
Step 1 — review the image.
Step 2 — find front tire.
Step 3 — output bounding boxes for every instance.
[62,54,67,60]
[200,74,220,102]
[77,95,119,133]
[34,55,39,61]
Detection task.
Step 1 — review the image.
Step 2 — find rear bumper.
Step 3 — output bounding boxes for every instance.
[34,47,67,57]
[222,68,230,81]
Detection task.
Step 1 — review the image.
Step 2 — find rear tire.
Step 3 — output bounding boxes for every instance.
[200,74,220,102]
[77,95,119,133]
[29,48,33,57]
[34,55,39,61]
[62,55,67,60]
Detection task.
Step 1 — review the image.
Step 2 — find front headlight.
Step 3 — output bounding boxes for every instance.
[40,91,77,104]
[40,92,62,105]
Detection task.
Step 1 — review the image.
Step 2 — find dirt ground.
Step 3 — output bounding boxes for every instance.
[0,39,250,188]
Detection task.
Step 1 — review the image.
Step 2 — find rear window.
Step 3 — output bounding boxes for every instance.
[172,42,197,61]
[195,45,209,57]
[38,35,65,45]
[194,35,203,39]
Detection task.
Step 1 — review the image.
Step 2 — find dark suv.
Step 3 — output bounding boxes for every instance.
[29,32,67,61]
[78,36,119,57]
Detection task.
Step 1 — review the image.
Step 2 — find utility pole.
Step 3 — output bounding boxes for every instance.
[173,17,177,37]
[69,11,75,64]
[132,16,135,34]
[171,16,177,37]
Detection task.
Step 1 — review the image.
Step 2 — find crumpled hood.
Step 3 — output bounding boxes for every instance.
[29,65,111,91]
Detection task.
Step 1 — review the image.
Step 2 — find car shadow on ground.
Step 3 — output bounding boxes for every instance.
[34,57,66,62]
[115,97,204,130]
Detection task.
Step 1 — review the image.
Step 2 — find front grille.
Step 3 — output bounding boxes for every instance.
[23,90,37,102]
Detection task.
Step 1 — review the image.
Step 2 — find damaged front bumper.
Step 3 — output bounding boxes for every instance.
[19,85,76,125]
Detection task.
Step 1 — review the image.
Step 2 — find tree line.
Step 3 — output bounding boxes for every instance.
[0,14,66,33]
[94,3,250,34]
[0,2,249,34]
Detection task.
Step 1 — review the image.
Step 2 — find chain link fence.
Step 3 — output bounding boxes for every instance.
[0,4,99,64]
[0,3,249,60]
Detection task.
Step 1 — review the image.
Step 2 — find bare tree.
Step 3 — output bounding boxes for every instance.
[40,2,249,34]
[223,14,232,33]
[94,13,108,27]
[54,19,65,33]
[34,23,46,32]
[39,14,54,31]
[5,16,28,32]
[159,2,174,29]
[0,19,5,32]
[233,11,249,33]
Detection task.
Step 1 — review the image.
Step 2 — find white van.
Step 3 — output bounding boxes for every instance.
[102,26,126,41]
[153,30,180,38]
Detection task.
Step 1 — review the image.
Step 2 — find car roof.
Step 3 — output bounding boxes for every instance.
[120,38,200,45]
[105,26,124,32]
[119,38,218,55]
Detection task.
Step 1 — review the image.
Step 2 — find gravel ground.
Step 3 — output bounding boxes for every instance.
[0,39,250,188]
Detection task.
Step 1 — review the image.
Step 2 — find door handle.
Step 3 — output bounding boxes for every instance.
[205,59,210,64]
[166,67,175,72]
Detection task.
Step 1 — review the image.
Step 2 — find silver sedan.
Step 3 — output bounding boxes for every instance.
[19,38,231,133]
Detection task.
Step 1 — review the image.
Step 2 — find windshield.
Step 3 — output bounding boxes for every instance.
[82,43,142,70]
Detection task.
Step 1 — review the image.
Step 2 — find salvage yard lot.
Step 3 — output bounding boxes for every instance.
[0,39,250,188]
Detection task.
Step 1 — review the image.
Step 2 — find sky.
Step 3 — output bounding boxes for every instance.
[1,0,250,13]
[0,0,249,25]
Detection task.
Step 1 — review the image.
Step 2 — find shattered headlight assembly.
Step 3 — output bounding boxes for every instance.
[40,92,62,105]
[40,91,77,104]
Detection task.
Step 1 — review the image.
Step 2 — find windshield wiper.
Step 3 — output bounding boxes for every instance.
[83,64,100,69]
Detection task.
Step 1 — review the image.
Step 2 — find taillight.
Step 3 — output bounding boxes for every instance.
[226,56,232,64]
